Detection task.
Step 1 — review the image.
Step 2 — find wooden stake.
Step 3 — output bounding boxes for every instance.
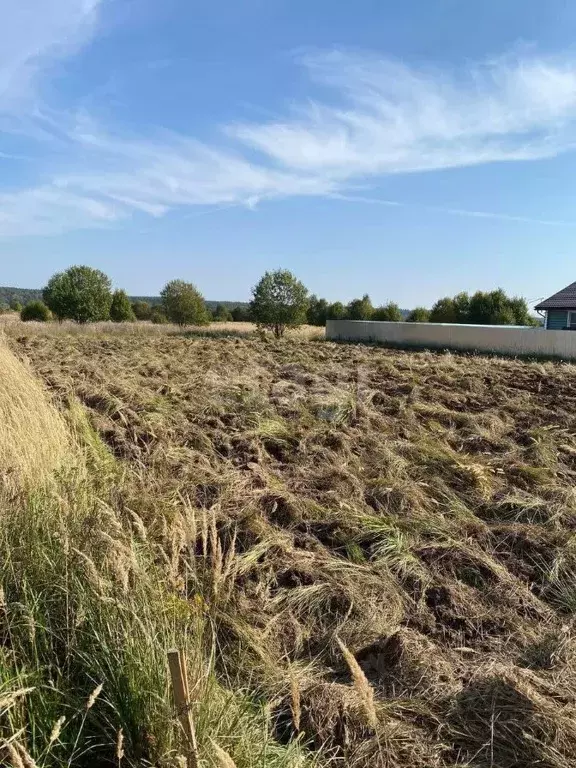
[168,648,199,768]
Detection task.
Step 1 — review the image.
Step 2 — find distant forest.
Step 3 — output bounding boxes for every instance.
[0,287,248,313]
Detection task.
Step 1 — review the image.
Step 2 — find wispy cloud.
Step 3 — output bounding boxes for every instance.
[0,124,338,235]
[4,34,576,236]
[232,50,576,175]
[333,193,576,227]
[0,0,100,115]
[0,183,125,237]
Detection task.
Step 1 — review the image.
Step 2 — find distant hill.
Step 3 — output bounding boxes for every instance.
[0,287,248,312]
[0,287,43,306]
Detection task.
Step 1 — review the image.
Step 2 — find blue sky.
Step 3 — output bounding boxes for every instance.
[2,1,576,305]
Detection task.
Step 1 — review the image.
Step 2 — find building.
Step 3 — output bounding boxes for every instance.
[535,282,576,330]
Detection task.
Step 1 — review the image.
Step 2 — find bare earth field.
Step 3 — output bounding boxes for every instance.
[6,324,576,767]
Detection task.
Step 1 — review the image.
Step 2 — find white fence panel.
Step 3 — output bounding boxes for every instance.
[325,320,576,360]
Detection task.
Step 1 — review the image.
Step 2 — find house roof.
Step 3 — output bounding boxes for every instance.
[535,281,576,310]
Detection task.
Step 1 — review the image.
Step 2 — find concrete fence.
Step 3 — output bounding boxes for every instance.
[326,320,576,360]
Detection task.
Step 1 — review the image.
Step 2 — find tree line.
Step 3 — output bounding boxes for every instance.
[14,264,539,334]
[16,266,248,326]
[307,288,537,327]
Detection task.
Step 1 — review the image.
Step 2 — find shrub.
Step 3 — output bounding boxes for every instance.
[131,301,152,321]
[20,301,51,322]
[407,307,430,323]
[327,301,347,320]
[9,299,23,312]
[150,307,169,324]
[307,296,330,326]
[250,269,309,338]
[110,290,136,322]
[161,280,209,326]
[43,266,112,323]
[372,302,403,321]
[213,304,233,322]
[347,294,373,320]
[430,289,534,326]
[231,305,251,322]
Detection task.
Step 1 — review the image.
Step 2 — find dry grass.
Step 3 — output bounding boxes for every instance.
[0,335,70,490]
[7,323,576,766]
[0,335,312,768]
[3,317,324,340]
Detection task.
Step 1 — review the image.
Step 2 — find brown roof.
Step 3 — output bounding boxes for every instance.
[535,281,576,310]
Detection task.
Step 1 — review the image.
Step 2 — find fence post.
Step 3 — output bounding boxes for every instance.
[168,648,199,768]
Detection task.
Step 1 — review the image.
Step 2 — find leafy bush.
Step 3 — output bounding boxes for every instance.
[250,269,309,338]
[231,305,251,322]
[430,289,534,326]
[20,300,51,322]
[307,295,329,326]
[131,300,152,320]
[110,289,136,322]
[407,307,430,323]
[161,280,209,326]
[150,307,169,324]
[9,299,22,312]
[372,302,403,321]
[213,304,233,322]
[347,294,373,320]
[43,266,112,323]
[327,301,347,320]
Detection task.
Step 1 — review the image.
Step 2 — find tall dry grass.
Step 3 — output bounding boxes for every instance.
[4,318,324,341]
[0,337,70,490]
[0,339,315,767]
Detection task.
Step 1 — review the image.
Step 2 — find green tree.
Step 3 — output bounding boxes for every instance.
[430,297,457,323]
[9,298,22,312]
[150,307,169,324]
[160,279,209,326]
[43,266,112,323]
[131,301,152,321]
[326,301,347,320]
[347,294,373,320]
[407,307,430,323]
[468,289,518,325]
[508,296,536,325]
[20,301,51,322]
[250,269,309,338]
[110,290,136,322]
[468,290,496,324]
[372,302,403,321]
[213,304,233,322]
[307,295,330,326]
[452,292,471,322]
[430,288,534,326]
[231,305,251,322]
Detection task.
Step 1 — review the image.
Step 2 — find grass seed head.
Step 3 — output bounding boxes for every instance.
[86,682,103,710]
[336,636,378,730]
[212,741,238,768]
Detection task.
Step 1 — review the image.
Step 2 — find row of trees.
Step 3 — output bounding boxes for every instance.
[131,297,249,324]
[255,278,539,336]
[305,289,537,327]
[427,289,537,326]
[20,267,228,326]
[306,294,424,325]
[16,264,538,336]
